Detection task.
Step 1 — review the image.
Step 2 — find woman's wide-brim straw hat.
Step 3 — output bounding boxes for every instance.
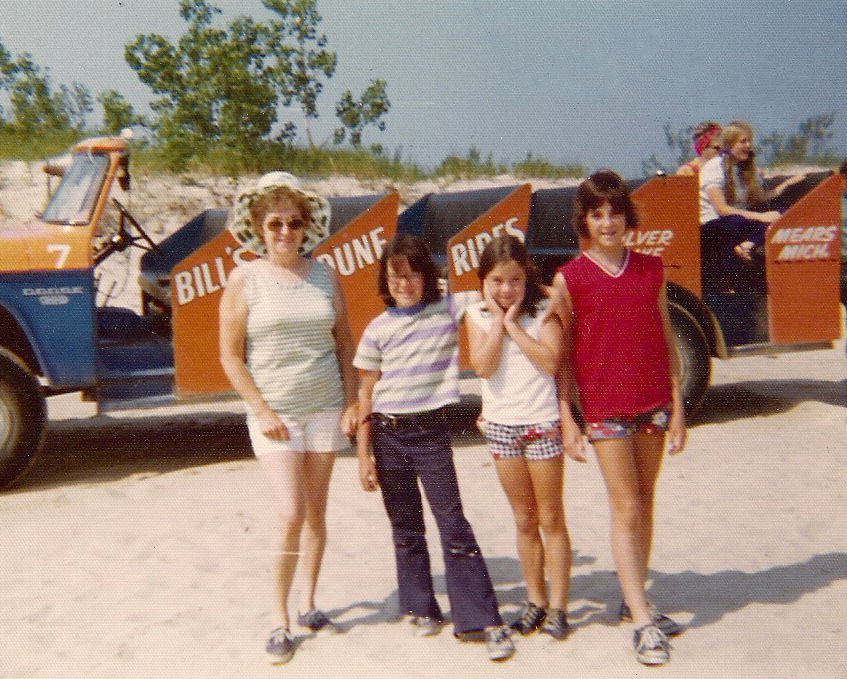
[228,171,331,256]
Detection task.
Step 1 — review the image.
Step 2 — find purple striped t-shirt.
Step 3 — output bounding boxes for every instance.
[354,295,470,414]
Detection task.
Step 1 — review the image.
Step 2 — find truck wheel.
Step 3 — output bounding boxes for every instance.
[668,303,711,418]
[0,348,46,488]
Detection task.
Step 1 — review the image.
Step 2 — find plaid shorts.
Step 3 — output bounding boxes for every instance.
[585,404,671,442]
[479,418,563,460]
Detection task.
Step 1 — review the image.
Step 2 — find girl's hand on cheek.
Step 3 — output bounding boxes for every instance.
[504,289,524,327]
[504,302,520,326]
[483,282,504,321]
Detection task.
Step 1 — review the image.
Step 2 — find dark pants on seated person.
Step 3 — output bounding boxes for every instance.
[702,214,768,291]
[371,410,503,635]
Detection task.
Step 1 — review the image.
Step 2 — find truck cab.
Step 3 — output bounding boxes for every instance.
[0,136,393,488]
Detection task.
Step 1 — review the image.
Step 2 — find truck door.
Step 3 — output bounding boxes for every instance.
[765,174,842,344]
[629,175,701,295]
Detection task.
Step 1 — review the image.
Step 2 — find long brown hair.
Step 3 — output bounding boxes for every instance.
[720,120,767,205]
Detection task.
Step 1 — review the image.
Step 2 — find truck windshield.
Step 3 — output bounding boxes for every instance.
[40,153,109,225]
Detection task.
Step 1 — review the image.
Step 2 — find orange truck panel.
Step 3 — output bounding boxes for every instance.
[630,175,701,295]
[0,221,93,271]
[766,174,842,343]
[446,184,532,367]
[171,231,256,396]
[312,194,399,346]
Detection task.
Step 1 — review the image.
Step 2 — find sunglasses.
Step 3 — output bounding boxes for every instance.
[264,217,307,232]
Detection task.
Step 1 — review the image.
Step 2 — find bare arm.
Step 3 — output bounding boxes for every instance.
[706,185,780,223]
[504,308,562,376]
[356,369,381,491]
[466,296,506,379]
[552,272,586,462]
[658,281,687,455]
[219,266,289,440]
[329,267,359,437]
[766,172,806,199]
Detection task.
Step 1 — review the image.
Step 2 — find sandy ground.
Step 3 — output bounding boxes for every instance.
[0,342,844,679]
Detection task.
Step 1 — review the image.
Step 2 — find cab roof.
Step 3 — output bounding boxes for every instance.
[73,136,129,154]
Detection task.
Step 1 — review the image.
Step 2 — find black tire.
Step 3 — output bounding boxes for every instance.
[0,348,46,489]
[668,303,711,418]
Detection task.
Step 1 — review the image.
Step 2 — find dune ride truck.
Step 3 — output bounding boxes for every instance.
[0,135,843,488]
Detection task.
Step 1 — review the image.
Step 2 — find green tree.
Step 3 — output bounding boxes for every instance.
[6,54,79,134]
[333,78,390,147]
[0,39,93,155]
[759,113,839,166]
[124,0,390,169]
[641,121,695,176]
[213,15,278,159]
[59,82,94,130]
[263,0,337,147]
[435,146,507,178]
[125,0,277,169]
[0,40,16,91]
[97,90,145,134]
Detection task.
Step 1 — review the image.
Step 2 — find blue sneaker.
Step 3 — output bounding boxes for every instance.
[297,609,338,632]
[509,602,546,635]
[540,607,570,640]
[619,601,684,636]
[409,615,443,637]
[633,624,670,665]
[485,625,516,661]
[265,627,295,664]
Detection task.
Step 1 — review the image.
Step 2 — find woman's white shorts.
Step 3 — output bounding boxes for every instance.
[247,408,349,455]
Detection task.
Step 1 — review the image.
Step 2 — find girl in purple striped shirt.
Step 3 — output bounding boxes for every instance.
[354,232,515,662]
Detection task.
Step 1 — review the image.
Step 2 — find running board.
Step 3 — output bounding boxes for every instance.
[726,341,833,358]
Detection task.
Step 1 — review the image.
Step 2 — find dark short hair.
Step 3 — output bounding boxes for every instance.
[378,232,442,307]
[839,158,847,176]
[573,169,639,237]
[477,235,546,316]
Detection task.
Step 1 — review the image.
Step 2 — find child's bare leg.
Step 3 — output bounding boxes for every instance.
[593,438,652,628]
[495,457,547,606]
[527,455,571,610]
[632,432,665,575]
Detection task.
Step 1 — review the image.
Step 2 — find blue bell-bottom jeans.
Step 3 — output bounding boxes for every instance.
[371,410,503,635]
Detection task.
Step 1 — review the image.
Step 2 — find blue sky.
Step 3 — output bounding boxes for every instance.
[2,0,846,175]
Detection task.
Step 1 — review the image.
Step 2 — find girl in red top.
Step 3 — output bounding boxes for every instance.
[553,170,687,666]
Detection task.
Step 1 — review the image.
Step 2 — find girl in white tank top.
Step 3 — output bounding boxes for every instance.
[465,235,573,641]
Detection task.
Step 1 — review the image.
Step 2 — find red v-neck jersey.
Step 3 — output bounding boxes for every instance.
[558,250,672,421]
